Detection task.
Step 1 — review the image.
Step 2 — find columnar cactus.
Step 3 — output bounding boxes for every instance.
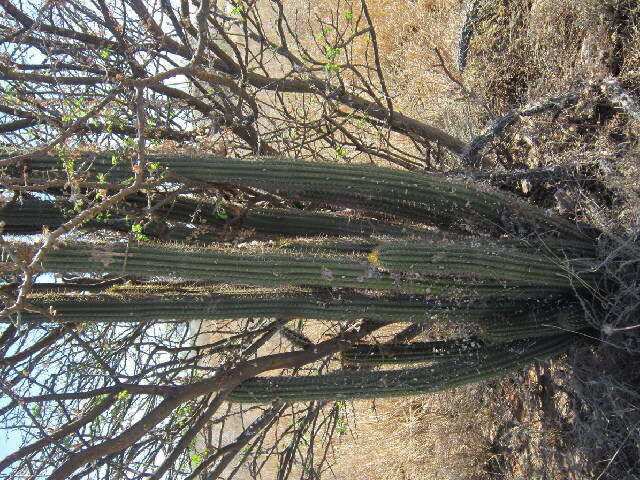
[244,208,431,239]
[372,242,596,287]
[480,303,588,341]
[0,197,215,242]
[7,152,601,403]
[0,197,68,234]
[279,325,314,349]
[40,243,569,297]
[18,153,589,238]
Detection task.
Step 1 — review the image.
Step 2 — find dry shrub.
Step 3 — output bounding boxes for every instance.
[458,0,640,224]
[559,343,640,480]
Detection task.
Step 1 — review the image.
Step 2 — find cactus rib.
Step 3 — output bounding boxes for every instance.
[342,339,487,365]
[0,198,67,234]
[480,304,587,341]
[245,209,431,239]
[0,197,218,243]
[279,325,314,349]
[375,243,596,287]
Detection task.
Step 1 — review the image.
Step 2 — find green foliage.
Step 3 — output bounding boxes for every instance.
[214,199,229,219]
[333,146,347,159]
[229,2,243,17]
[190,449,208,469]
[99,46,111,59]
[131,223,150,242]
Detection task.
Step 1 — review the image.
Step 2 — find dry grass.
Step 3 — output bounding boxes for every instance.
[326,389,495,480]
[311,0,463,118]
[352,0,464,119]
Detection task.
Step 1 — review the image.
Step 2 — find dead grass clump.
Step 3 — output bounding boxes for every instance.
[485,342,640,479]
[327,389,496,480]
[465,0,542,110]
[464,0,640,110]
[353,0,462,115]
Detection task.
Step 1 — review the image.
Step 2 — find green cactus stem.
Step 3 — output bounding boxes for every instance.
[279,325,314,349]
[247,209,595,257]
[0,198,443,247]
[373,242,597,287]
[228,334,577,403]
[480,303,587,341]
[342,338,487,365]
[244,208,431,239]
[124,194,227,227]
[19,153,589,240]
[33,243,565,298]
[276,237,377,255]
[11,293,541,324]
[501,237,596,258]
[0,197,67,234]
[0,197,217,243]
